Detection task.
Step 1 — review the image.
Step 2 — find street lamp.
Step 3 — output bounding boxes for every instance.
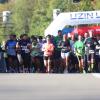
[3,11,11,24]
[2,11,13,36]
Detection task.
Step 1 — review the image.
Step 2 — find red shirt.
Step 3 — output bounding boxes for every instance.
[42,43,54,56]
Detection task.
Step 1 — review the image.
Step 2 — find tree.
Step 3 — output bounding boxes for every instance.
[93,0,100,10]
[79,0,94,11]
[29,0,51,36]
[11,0,35,36]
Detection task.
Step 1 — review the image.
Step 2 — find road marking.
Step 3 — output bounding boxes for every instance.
[92,73,100,79]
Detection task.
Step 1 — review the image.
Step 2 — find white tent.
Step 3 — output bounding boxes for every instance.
[45,10,100,36]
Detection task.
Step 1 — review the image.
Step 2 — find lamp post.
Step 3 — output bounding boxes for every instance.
[2,11,13,38]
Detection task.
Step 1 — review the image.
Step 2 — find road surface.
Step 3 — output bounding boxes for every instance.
[0,74,100,100]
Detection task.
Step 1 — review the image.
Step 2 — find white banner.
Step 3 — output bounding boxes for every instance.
[45,10,100,36]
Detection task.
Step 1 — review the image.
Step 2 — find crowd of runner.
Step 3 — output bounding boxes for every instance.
[0,30,100,73]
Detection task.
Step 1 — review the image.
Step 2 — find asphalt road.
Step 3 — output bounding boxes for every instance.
[0,74,100,100]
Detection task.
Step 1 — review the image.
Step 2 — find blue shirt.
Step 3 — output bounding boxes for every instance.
[6,40,17,56]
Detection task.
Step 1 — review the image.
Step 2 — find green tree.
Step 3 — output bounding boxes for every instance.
[79,0,94,11]
[29,0,51,36]
[93,0,100,10]
[11,0,35,36]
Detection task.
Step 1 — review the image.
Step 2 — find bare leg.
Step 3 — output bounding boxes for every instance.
[44,60,48,73]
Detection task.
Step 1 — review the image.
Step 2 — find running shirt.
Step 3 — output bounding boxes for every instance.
[5,40,17,56]
[54,36,62,51]
[84,37,99,54]
[60,40,70,53]
[74,40,84,56]
[42,43,54,56]
[95,40,100,56]
[31,41,43,57]
[18,39,31,54]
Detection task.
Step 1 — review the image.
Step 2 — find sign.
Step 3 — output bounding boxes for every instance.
[68,11,100,25]
[70,12,100,20]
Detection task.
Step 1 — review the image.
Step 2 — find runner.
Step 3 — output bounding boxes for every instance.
[83,32,89,72]
[69,34,78,72]
[54,30,63,73]
[17,34,32,73]
[70,34,75,52]
[59,34,71,73]
[31,36,43,73]
[74,35,85,73]
[84,31,99,72]
[0,44,6,72]
[95,34,100,72]
[42,35,54,73]
[5,34,19,73]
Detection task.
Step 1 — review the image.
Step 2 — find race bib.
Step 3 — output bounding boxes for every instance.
[21,46,30,53]
[89,50,94,54]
